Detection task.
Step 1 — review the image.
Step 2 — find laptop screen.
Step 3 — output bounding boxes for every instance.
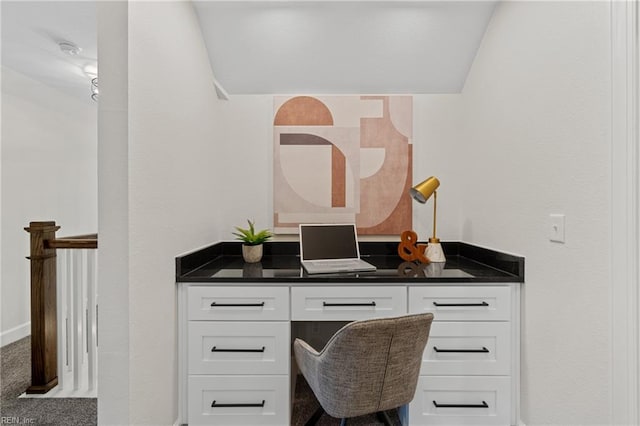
[299,224,360,261]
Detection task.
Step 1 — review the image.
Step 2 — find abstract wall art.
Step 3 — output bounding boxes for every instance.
[273,95,413,235]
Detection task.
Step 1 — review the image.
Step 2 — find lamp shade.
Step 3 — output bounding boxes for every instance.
[409,176,440,203]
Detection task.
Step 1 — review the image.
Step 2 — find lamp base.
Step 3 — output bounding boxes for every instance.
[426,242,446,263]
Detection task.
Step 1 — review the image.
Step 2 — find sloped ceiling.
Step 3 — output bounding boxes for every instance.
[193,1,498,95]
[0,1,497,100]
[1,1,97,102]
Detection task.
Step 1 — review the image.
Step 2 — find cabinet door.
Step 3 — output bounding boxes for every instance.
[188,286,289,321]
[421,322,511,376]
[188,321,290,375]
[409,286,511,321]
[409,376,510,426]
[291,286,407,321]
[188,375,289,426]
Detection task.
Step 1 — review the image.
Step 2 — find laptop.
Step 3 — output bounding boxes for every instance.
[299,224,377,274]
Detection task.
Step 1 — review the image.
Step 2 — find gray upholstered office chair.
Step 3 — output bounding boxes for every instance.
[294,313,434,426]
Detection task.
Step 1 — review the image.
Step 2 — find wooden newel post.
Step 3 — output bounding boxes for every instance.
[24,221,60,393]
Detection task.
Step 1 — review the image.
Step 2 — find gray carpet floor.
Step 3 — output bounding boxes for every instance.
[0,336,97,426]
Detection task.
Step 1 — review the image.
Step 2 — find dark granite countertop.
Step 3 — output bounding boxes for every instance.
[176,241,524,284]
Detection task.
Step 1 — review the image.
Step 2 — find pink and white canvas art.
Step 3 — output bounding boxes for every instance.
[273,95,413,235]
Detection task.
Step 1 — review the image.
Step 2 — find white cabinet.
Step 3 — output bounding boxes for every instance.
[408,286,517,426]
[179,283,520,426]
[183,286,290,425]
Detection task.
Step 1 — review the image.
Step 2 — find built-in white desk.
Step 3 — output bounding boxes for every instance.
[176,241,524,426]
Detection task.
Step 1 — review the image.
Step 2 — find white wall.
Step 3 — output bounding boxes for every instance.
[0,67,97,346]
[453,2,611,424]
[97,1,130,423]
[99,2,223,423]
[213,95,274,237]
[127,1,222,424]
[413,95,465,240]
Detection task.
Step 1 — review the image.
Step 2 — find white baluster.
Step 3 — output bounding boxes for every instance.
[66,252,72,374]
[56,250,65,391]
[87,250,97,391]
[73,250,83,391]
[51,245,99,396]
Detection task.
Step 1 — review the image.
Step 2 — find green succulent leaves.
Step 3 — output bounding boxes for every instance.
[232,219,272,245]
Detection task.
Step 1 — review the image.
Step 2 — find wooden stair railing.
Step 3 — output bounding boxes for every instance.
[24,221,98,394]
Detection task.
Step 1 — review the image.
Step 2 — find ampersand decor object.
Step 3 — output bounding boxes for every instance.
[397,230,430,264]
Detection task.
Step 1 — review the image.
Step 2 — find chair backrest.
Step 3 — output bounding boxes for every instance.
[295,312,434,419]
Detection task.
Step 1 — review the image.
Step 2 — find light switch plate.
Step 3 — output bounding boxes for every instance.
[549,214,565,243]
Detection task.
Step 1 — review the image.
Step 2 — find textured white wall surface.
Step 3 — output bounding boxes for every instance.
[455,2,611,424]
[127,1,222,424]
[0,67,97,345]
[96,1,130,424]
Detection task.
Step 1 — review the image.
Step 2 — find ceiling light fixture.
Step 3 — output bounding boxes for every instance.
[91,78,99,102]
[59,41,82,56]
[83,64,98,79]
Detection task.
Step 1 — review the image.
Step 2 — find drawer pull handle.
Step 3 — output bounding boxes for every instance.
[433,346,489,353]
[210,302,265,307]
[211,346,266,353]
[211,400,265,408]
[433,400,489,408]
[432,301,489,307]
[323,301,377,307]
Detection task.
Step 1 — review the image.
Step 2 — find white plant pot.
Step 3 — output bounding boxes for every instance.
[242,244,263,263]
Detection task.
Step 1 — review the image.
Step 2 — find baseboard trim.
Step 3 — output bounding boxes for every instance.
[0,322,30,347]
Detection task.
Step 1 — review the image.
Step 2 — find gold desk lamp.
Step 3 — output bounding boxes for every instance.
[409,176,446,263]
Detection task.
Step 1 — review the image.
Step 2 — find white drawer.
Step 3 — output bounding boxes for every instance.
[188,286,289,321]
[291,286,407,321]
[421,322,511,376]
[188,375,289,426]
[409,376,510,425]
[188,322,290,375]
[409,286,511,321]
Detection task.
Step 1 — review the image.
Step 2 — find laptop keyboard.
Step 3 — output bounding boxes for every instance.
[309,260,359,267]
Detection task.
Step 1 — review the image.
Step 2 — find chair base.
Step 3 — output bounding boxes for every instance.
[304,406,394,426]
[376,410,394,425]
[304,406,325,426]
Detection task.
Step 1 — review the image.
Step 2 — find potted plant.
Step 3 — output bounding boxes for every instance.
[232,219,272,263]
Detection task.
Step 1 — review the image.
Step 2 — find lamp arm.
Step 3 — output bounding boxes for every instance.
[432,190,437,241]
